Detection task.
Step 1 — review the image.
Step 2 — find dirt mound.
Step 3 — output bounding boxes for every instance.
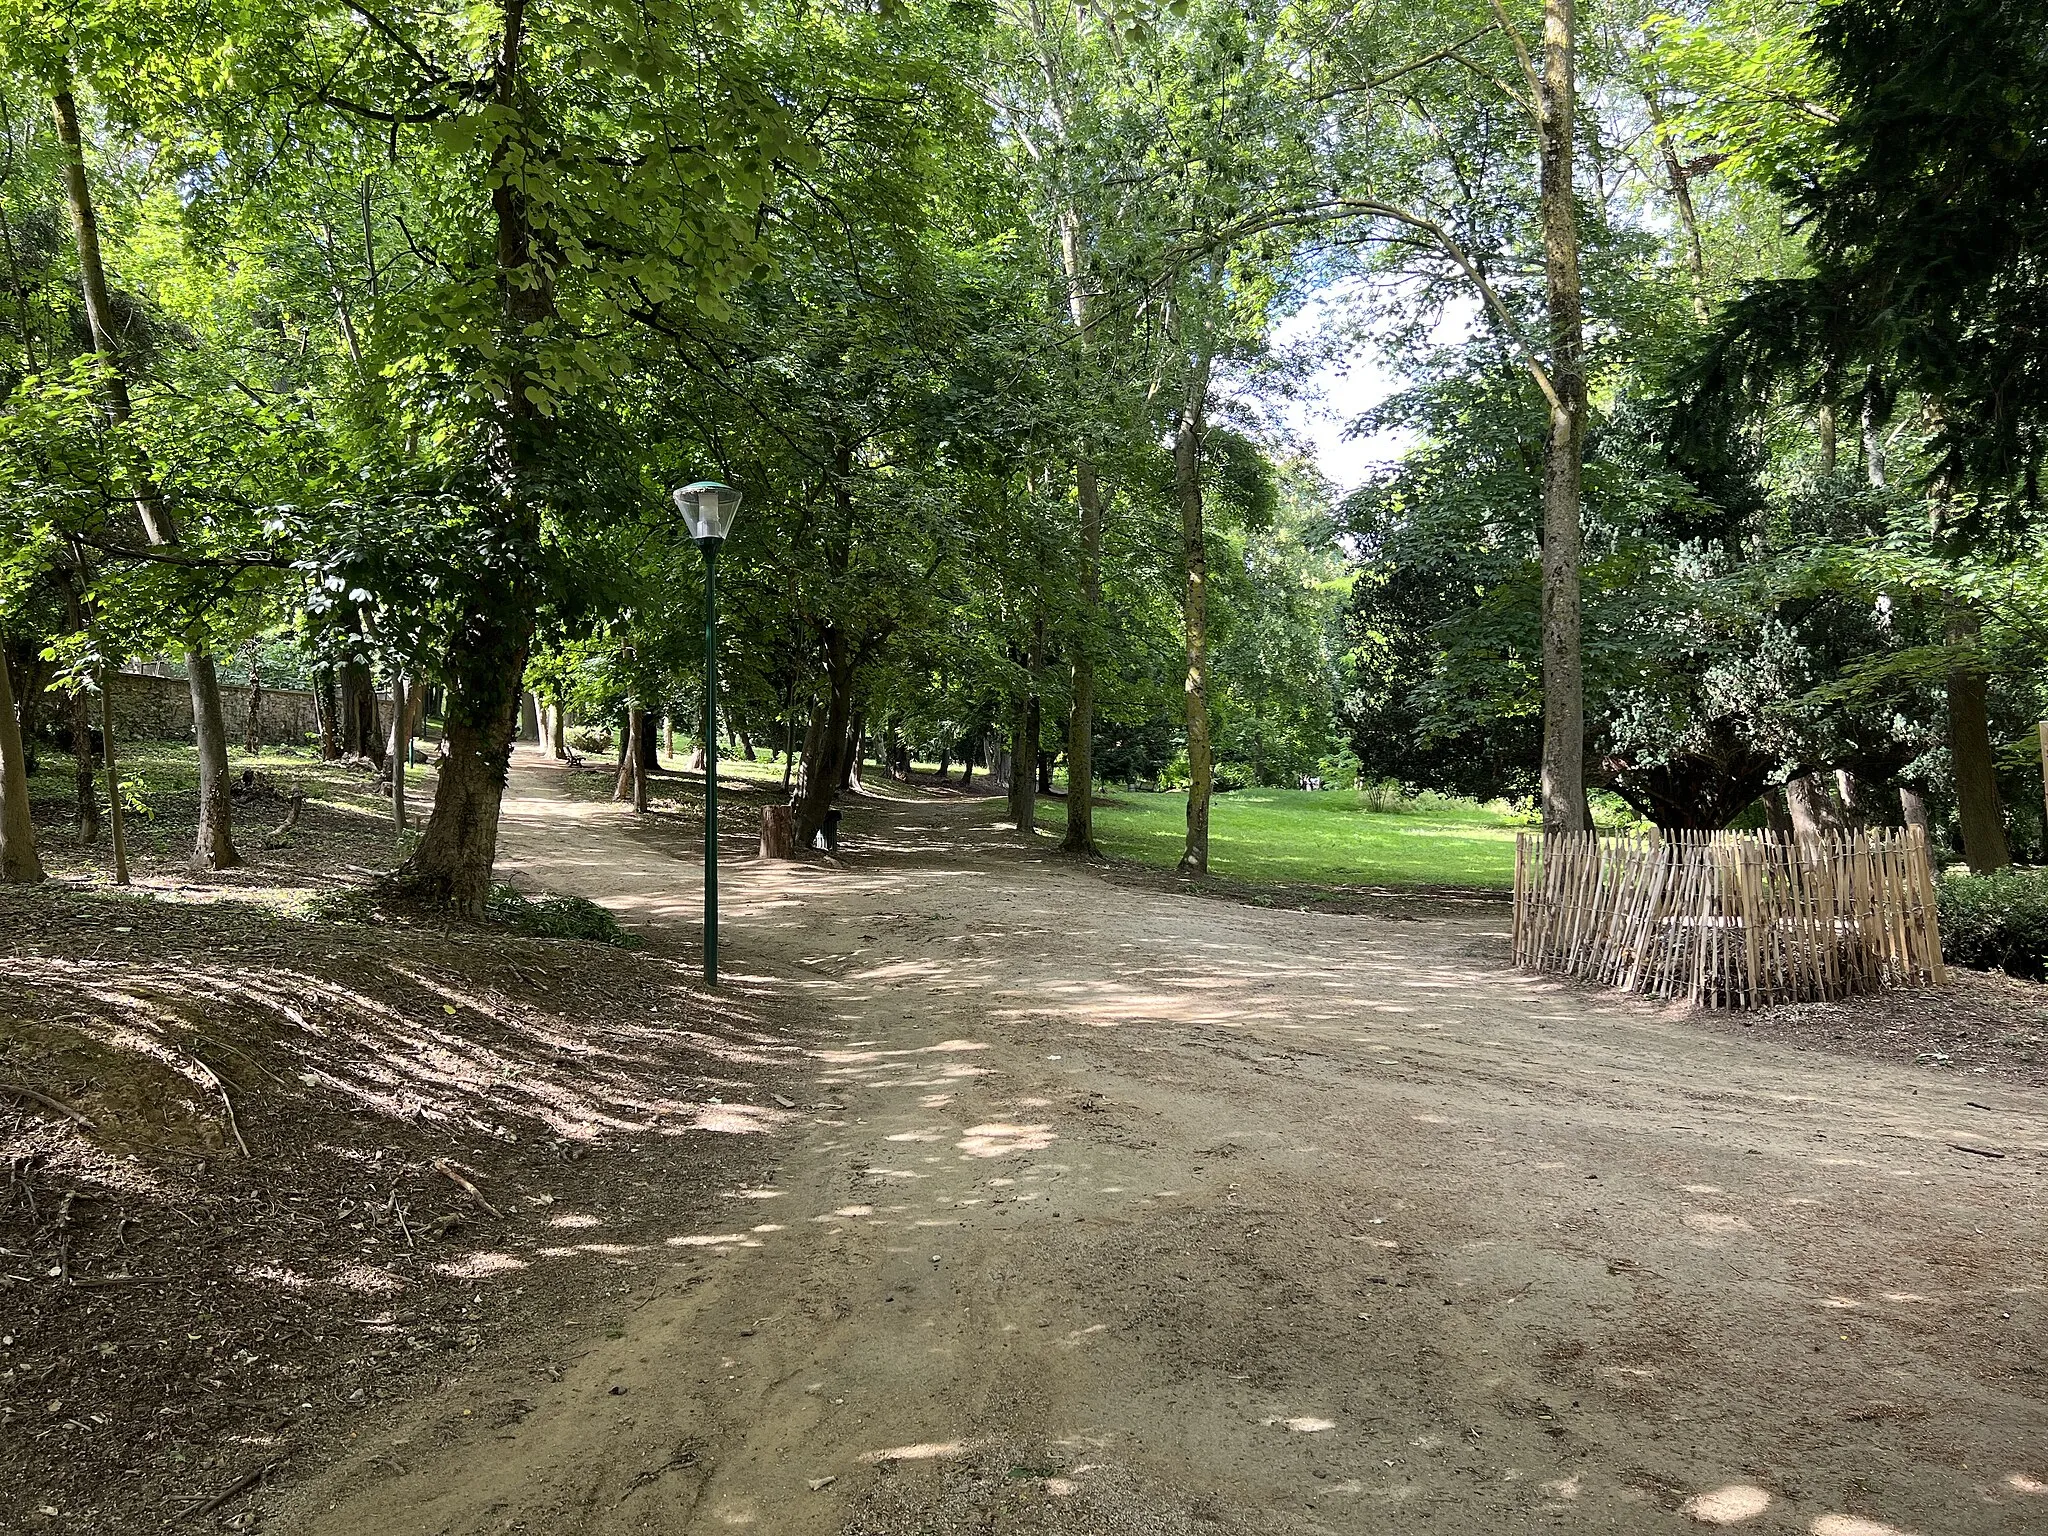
[0,885,814,1533]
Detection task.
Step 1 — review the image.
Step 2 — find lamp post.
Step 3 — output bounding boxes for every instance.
[672,481,744,986]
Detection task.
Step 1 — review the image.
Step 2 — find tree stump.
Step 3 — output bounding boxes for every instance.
[759,804,797,861]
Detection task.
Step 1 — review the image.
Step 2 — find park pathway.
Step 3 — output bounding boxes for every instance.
[279,763,2048,1535]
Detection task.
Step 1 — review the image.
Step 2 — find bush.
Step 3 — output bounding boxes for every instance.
[1936,868,2048,980]
[485,885,639,947]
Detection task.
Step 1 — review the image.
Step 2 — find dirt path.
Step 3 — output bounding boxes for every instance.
[277,764,2048,1535]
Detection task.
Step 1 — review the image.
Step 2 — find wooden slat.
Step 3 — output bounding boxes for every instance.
[1511,823,1946,1009]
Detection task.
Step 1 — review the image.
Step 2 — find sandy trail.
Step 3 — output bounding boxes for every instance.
[279,764,2048,1535]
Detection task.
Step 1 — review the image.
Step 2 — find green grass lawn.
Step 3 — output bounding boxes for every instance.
[1085,786,1525,888]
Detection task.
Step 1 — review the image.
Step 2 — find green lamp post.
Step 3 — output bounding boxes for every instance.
[672,480,744,986]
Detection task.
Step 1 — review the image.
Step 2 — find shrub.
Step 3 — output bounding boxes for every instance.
[1936,868,2048,981]
[486,885,639,947]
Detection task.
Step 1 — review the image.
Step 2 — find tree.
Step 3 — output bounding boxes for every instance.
[3,7,244,867]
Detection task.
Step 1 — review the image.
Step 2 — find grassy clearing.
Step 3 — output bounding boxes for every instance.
[1081,785,1525,888]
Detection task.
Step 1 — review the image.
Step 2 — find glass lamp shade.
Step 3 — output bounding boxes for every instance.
[672,481,744,544]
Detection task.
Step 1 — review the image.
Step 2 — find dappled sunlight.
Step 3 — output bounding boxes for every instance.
[13,944,807,1157]
[957,1123,1057,1157]
[436,1252,530,1280]
[861,1439,969,1464]
[1680,1485,1772,1524]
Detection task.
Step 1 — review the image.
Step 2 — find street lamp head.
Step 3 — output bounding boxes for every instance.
[672,480,743,548]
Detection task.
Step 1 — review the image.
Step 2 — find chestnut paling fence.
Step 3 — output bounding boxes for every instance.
[1512,827,1947,1008]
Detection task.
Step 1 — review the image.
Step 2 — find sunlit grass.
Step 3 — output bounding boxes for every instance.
[1081,785,1525,888]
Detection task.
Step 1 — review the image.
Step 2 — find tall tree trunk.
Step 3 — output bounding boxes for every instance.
[1946,606,2011,872]
[187,650,239,869]
[54,78,237,864]
[1175,349,1215,874]
[68,683,100,844]
[315,667,341,760]
[389,674,408,831]
[1861,368,1887,488]
[1834,768,1876,829]
[99,666,130,884]
[628,708,649,812]
[1899,784,1931,839]
[838,708,865,795]
[1762,786,1794,837]
[795,645,855,848]
[1052,197,1105,856]
[243,668,264,755]
[0,644,44,882]
[1063,466,1103,853]
[551,694,567,761]
[399,0,549,913]
[1643,90,1708,321]
[1536,0,1590,834]
[1785,773,1845,838]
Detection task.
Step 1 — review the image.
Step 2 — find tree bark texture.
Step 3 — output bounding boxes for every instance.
[794,645,856,849]
[1175,350,1214,874]
[243,670,264,755]
[68,683,100,843]
[1536,0,1590,835]
[399,0,550,913]
[1899,784,1931,839]
[758,803,797,860]
[1785,772,1847,839]
[1945,605,2011,872]
[186,649,240,869]
[0,645,44,882]
[315,668,341,760]
[839,709,865,795]
[1008,688,1038,834]
[99,666,130,884]
[629,707,649,812]
[390,674,409,830]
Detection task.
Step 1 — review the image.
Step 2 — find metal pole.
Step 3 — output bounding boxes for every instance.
[703,542,720,987]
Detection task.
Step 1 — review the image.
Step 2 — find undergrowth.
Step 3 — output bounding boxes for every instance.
[306,881,638,947]
[1937,868,2048,981]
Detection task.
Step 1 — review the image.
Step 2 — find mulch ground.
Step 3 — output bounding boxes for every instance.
[1699,964,2048,1093]
[0,766,816,1534]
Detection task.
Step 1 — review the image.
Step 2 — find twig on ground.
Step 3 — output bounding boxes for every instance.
[174,1453,290,1520]
[432,1158,502,1217]
[188,1031,295,1089]
[263,786,306,847]
[386,1188,415,1249]
[0,1082,97,1130]
[179,1053,251,1157]
[1948,1143,2006,1159]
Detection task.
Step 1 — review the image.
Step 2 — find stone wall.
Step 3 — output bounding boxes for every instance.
[107,671,324,748]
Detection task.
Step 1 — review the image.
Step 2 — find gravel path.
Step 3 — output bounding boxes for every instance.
[277,763,2048,1535]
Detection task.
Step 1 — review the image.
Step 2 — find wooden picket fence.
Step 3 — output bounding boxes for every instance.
[1512,827,1946,1008]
